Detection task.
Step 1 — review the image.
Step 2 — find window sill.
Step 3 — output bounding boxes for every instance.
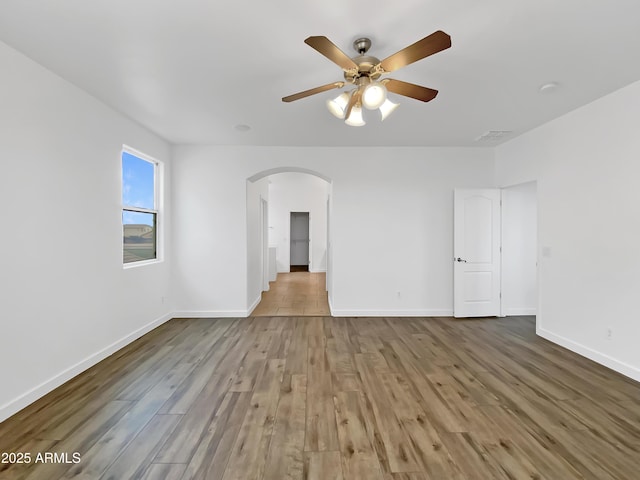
[123,258,163,270]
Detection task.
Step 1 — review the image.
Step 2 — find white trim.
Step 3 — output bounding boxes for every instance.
[537,327,640,383]
[121,145,163,267]
[247,295,262,316]
[499,188,505,317]
[0,312,173,423]
[309,268,327,273]
[247,167,332,184]
[123,258,163,269]
[123,206,156,215]
[329,308,454,317]
[172,310,250,319]
[260,197,269,292]
[122,144,160,165]
[504,307,537,316]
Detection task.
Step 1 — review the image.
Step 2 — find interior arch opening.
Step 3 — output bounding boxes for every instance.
[246,168,333,316]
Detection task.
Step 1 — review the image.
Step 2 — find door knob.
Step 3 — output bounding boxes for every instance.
[455,257,467,263]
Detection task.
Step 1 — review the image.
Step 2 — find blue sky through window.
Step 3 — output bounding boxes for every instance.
[122,151,155,226]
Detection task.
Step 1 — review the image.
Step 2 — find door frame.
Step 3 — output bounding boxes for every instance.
[454,185,539,319]
[453,188,502,318]
[499,181,539,320]
[289,211,310,270]
[261,197,269,291]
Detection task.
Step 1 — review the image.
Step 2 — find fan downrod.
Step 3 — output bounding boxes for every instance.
[344,37,382,83]
[353,37,371,55]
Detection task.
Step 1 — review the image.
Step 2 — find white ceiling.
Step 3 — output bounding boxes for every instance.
[1,0,639,147]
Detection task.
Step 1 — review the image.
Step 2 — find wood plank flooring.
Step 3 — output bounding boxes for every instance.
[1,316,640,479]
[252,272,330,316]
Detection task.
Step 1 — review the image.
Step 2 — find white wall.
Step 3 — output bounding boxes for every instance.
[495,79,640,381]
[246,176,269,311]
[172,146,495,317]
[171,150,248,316]
[0,41,173,421]
[502,181,537,316]
[268,172,330,273]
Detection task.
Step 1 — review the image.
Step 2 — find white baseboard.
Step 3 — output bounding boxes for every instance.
[172,310,248,318]
[537,327,640,383]
[247,295,262,316]
[329,308,454,317]
[505,307,537,316]
[0,312,173,423]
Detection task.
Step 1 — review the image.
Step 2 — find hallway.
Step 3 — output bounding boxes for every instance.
[252,272,330,316]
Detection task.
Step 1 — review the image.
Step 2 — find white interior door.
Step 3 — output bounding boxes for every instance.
[454,188,501,317]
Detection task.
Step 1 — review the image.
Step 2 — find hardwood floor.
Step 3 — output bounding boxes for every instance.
[1,316,640,479]
[252,272,330,316]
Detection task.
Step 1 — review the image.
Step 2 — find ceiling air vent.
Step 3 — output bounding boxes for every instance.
[475,130,513,142]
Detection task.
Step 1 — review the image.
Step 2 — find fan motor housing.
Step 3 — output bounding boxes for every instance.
[344,54,382,83]
[343,37,383,83]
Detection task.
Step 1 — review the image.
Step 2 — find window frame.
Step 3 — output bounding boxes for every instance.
[121,145,163,268]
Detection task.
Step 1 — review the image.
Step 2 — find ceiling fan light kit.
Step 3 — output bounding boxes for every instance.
[283,31,451,126]
[362,81,387,110]
[379,98,399,121]
[345,105,366,127]
[326,91,351,119]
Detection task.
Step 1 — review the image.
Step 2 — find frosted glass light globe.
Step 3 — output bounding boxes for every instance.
[326,92,351,119]
[379,98,399,121]
[345,105,366,127]
[362,82,387,110]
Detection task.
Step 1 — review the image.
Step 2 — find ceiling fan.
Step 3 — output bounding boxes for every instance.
[282,31,451,126]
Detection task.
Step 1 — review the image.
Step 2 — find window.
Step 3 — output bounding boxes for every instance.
[122,147,160,265]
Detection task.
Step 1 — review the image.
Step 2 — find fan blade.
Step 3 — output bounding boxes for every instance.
[379,31,451,73]
[305,36,359,71]
[282,81,345,102]
[384,79,438,102]
[344,89,362,120]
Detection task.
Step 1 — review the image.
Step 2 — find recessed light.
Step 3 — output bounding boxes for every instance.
[539,82,559,93]
[234,124,251,132]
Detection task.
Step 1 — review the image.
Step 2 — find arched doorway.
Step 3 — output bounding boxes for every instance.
[246,167,333,316]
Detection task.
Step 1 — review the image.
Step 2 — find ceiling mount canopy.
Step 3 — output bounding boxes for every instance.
[282,31,451,126]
